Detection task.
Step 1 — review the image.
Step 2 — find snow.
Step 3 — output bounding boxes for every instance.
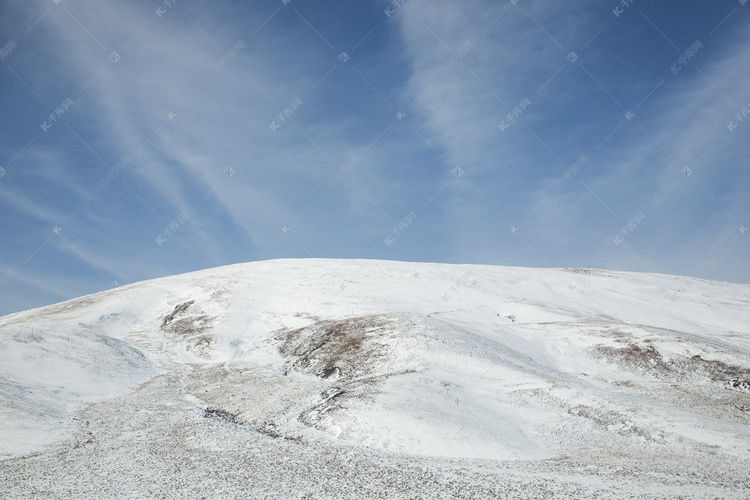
[1,259,749,498]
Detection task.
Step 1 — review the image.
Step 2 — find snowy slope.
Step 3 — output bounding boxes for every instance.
[1,259,749,498]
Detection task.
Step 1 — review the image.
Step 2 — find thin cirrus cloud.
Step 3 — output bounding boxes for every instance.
[396,0,749,276]
[0,0,748,316]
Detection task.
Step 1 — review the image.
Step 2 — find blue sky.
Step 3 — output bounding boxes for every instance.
[0,0,748,316]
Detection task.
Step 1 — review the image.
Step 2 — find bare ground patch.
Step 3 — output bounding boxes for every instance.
[160,300,216,358]
[204,407,240,424]
[594,341,750,394]
[265,314,413,435]
[275,314,402,381]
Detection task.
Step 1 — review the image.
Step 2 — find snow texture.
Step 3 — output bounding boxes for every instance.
[1,259,749,498]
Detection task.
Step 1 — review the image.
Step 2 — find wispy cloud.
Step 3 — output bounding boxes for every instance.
[392,0,749,277]
[0,0,747,315]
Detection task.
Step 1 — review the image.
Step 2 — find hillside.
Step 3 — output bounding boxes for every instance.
[1,259,749,498]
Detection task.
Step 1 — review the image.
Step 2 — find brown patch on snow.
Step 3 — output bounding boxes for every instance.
[160,300,215,358]
[594,341,750,393]
[276,314,401,380]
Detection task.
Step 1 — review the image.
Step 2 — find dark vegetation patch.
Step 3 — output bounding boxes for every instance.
[204,407,239,424]
[257,421,302,442]
[728,378,750,392]
[161,300,212,336]
[160,300,215,358]
[162,301,195,327]
[595,343,670,373]
[594,342,750,393]
[562,268,614,277]
[276,315,396,380]
[266,314,413,435]
[298,388,348,430]
[567,404,654,441]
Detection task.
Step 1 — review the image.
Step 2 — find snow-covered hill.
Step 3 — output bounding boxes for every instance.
[1,259,749,498]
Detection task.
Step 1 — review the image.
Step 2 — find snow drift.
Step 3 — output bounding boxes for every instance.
[1,259,749,498]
